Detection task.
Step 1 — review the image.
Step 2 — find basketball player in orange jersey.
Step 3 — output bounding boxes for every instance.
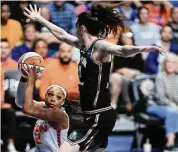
[24,3,165,152]
[15,64,69,152]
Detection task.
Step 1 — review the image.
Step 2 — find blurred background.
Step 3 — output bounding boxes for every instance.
[1,0,178,152]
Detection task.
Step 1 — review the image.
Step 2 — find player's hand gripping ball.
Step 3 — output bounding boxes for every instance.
[18,52,45,78]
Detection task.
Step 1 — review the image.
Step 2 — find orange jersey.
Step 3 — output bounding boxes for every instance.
[1,19,23,48]
[145,4,171,26]
[39,59,79,101]
[1,57,18,70]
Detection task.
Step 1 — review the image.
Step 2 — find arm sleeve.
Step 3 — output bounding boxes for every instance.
[15,80,27,108]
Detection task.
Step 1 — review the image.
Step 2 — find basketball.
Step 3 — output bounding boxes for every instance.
[18,52,45,78]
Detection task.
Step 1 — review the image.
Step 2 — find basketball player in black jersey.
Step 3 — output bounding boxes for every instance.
[24,3,165,152]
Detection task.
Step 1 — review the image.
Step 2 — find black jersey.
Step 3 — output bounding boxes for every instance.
[79,40,112,111]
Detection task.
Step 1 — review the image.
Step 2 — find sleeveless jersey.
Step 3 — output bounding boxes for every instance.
[33,119,68,152]
[79,40,112,111]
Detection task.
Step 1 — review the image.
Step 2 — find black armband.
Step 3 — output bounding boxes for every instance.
[20,76,27,83]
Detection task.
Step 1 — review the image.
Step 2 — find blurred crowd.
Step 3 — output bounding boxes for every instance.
[1,0,178,151]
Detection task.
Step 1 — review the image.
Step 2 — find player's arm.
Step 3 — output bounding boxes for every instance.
[95,40,165,57]
[23,4,80,48]
[16,66,68,129]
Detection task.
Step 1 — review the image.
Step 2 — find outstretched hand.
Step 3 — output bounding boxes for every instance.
[142,46,165,55]
[22,64,40,84]
[23,4,41,22]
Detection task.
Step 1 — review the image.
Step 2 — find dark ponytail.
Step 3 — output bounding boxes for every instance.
[78,2,126,38]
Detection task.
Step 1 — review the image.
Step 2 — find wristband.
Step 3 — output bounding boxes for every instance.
[20,76,27,83]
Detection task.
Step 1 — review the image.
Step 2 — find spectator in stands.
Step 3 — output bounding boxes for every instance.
[10,0,32,26]
[1,67,17,152]
[53,43,80,65]
[131,6,161,60]
[32,38,57,89]
[48,1,77,35]
[33,38,52,64]
[39,42,79,101]
[145,25,178,75]
[118,1,137,26]
[113,32,144,72]
[1,3,23,48]
[34,0,51,7]
[74,1,91,16]
[169,1,178,7]
[1,38,18,70]
[167,7,178,48]
[110,32,143,111]
[145,1,172,26]
[11,23,37,61]
[146,53,178,151]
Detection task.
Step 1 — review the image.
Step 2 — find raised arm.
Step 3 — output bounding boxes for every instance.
[15,77,27,108]
[95,40,165,57]
[24,4,80,48]
[16,65,68,129]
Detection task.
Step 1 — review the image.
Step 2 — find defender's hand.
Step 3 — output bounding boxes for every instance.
[24,4,41,22]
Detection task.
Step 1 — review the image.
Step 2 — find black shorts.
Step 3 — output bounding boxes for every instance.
[67,106,116,152]
[65,100,85,134]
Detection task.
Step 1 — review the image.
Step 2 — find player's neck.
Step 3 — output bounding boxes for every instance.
[83,34,98,50]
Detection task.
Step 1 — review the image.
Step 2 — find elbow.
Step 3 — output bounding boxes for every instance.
[22,106,30,115]
[62,122,69,130]
[61,116,69,130]
[22,103,33,115]
[121,51,130,58]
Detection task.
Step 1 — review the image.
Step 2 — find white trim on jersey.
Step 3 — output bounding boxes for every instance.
[90,46,103,108]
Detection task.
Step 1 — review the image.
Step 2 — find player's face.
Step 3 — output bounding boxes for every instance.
[0,41,11,60]
[58,43,72,64]
[165,58,178,74]
[1,5,10,21]
[45,87,65,108]
[161,26,173,42]
[25,26,36,41]
[34,41,48,59]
